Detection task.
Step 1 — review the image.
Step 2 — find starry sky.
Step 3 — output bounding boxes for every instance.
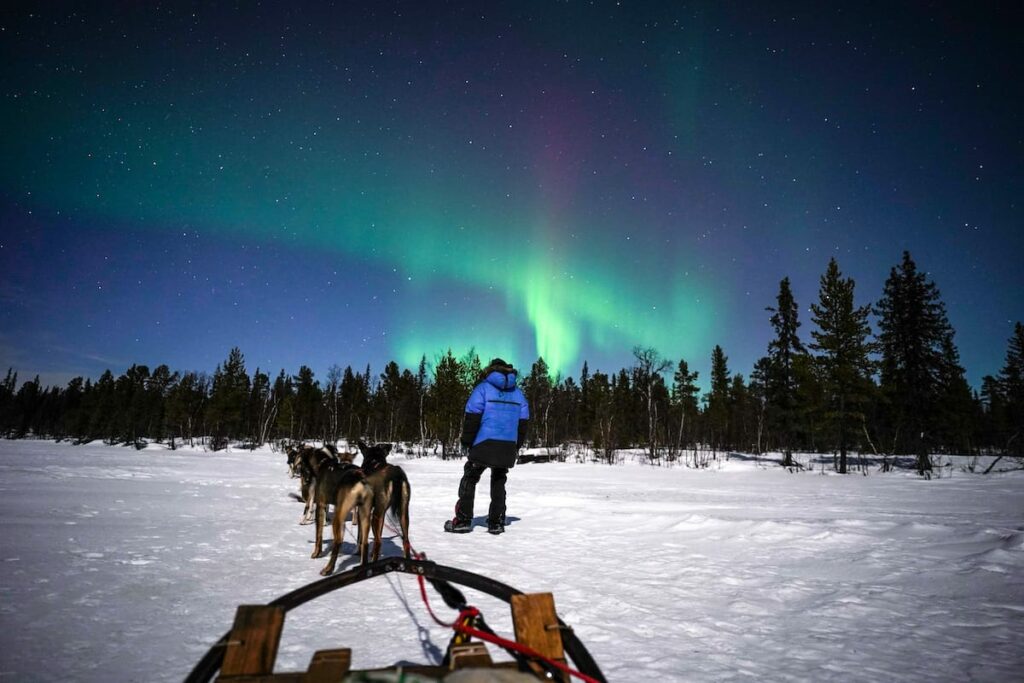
[1,1,1021,390]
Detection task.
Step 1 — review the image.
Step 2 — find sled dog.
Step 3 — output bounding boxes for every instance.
[306,446,372,575]
[357,441,412,560]
[291,444,358,524]
[286,443,303,478]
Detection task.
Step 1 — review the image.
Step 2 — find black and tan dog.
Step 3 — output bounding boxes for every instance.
[285,444,315,523]
[304,445,372,575]
[291,444,357,524]
[357,441,412,560]
[293,445,325,524]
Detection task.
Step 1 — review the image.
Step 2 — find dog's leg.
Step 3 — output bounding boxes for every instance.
[354,501,365,562]
[358,488,373,565]
[371,501,386,563]
[321,500,344,576]
[300,476,315,524]
[312,500,325,559]
[301,498,313,524]
[299,479,309,528]
[400,480,412,559]
[322,489,359,576]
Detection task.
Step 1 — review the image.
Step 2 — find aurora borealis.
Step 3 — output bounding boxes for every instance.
[1,2,1021,388]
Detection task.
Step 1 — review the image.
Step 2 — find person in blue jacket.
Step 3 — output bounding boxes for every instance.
[444,358,529,535]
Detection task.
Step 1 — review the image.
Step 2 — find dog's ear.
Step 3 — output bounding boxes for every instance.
[382,443,393,456]
[357,440,368,453]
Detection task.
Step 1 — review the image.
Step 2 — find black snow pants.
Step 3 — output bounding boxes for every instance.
[455,460,507,525]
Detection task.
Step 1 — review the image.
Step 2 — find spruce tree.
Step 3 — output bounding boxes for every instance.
[273,369,296,442]
[578,361,593,440]
[671,358,700,456]
[14,375,42,438]
[89,370,117,443]
[360,365,374,438]
[552,375,581,447]
[116,364,150,447]
[728,374,751,452]
[293,366,322,442]
[809,258,874,473]
[522,357,553,447]
[706,345,731,452]
[459,350,483,393]
[980,375,1006,452]
[339,365,369,444]
[875,251,958,474]
[324,365,343,444]
[248,369,274,447]
[611,368,635,448]
[0,368,17,436]
[378,361,403,444]
[207,348,250,449]
[936,337,975,454]
[765,277,805,467]
[62,377,86,441]
[146,364,178,443]
[166,372,203,447]
[427,350,466,457]
[397,367,420,443]
[998,322,1024,455]
[587,370,614,462]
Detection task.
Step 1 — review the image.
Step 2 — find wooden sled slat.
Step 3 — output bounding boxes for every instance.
[511,592,567,681]
[449,642,494,670]
[305,648,351,683]
[218,605,285,679]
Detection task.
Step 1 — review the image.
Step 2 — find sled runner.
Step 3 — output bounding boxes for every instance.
[185,557,607,683]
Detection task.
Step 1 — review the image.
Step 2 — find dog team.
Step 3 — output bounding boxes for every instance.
[286,440,411,576]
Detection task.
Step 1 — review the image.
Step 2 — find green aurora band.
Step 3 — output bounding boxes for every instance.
[2,71,721,377]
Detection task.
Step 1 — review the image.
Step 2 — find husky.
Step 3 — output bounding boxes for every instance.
[286,443,303,478]
[357,441,412,561]
[285,443,317,524]
[291,444,358,524]
[293,445,323,524]
[304,446,373,575]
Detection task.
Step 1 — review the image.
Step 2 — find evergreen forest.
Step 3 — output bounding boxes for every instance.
[3,253,1022,474]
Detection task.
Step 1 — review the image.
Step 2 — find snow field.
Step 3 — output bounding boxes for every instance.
[0,440,1021,682]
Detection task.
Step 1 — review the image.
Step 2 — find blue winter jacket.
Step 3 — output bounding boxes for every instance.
[461,368,530,468]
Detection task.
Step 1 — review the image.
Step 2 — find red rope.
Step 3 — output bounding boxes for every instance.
[452,620,603,683]
[416,564,456,628]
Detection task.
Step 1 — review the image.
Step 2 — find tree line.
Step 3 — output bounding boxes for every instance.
[1,252,1021,473]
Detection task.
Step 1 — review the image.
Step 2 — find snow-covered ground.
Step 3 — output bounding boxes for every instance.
[0,440,1022,682]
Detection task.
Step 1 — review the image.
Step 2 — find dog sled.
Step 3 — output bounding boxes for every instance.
[185,557,607,683]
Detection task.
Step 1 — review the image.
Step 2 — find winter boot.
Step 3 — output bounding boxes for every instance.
[444,517,472,534]
[487,519,505,535]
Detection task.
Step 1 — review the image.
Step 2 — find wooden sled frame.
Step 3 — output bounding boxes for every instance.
[185,557,606,683]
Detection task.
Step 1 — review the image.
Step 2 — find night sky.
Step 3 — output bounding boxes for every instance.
[1,2,1021,391]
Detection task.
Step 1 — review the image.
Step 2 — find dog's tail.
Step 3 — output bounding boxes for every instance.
[389,469,411,557]
[389,468,410,519]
